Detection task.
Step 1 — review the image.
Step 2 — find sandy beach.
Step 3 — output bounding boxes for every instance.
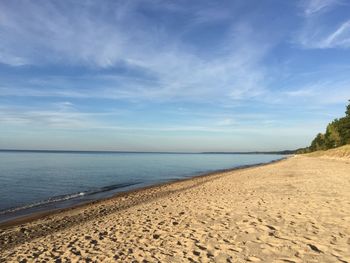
[1,155,350,262]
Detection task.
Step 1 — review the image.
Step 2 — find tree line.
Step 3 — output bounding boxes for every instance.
[297,101,350,153]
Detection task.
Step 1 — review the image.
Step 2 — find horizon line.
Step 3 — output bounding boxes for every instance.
[0,148,296,154]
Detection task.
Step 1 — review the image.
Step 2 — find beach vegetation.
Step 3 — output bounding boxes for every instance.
[298,100,350,153]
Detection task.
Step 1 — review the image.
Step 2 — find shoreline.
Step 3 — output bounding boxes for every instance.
[1,155,350,262]
[0,156,288,230]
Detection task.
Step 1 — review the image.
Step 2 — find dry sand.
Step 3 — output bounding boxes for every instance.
[1,156,350,262]
[305,145,350,161]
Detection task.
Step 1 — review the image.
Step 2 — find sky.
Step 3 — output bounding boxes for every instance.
[1,0,350,152]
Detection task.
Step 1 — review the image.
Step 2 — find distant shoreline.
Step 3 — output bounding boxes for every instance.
[0,148,295,155]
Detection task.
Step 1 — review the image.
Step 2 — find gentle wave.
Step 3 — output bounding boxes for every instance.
[0,181,140,216]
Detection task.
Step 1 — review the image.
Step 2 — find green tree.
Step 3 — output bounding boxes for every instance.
[310,133,326,151]
[337,117,350,145]
[324,120,341,148]
[346,100,350,117]
[306,100,350,152]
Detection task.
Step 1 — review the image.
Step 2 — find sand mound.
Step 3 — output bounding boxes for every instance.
[305,144,350,160]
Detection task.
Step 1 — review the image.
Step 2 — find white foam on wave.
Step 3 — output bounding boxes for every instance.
[0,191,88,215]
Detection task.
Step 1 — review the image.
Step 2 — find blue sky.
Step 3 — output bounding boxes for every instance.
[1,0,350,151]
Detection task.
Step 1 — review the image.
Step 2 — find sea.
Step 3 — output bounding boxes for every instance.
[0,150,285,224]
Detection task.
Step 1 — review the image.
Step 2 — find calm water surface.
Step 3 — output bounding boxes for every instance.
[0,151,284,222]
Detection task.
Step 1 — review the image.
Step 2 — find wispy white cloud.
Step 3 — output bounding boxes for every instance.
[284,80,350,104]
[1,0,349,151]
[285,88,316,97]
[298,20,350,49]
[319,20,350,48]
[302,0,339,16]
[0,1,137,67]
[0,103,94,129]
[0,1,272,103]
[216,118,235,126]
[296,0,350,49]
[0,53,27,66]
[0,102,127,129]
[0,105,317,135]
[0,99,298,134]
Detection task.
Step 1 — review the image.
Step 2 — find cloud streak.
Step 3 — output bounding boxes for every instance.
[298,20,350,49]
[0,0,273,104]
[320,20,350,48]
[297,0,350,49]
[302,0,339,16]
